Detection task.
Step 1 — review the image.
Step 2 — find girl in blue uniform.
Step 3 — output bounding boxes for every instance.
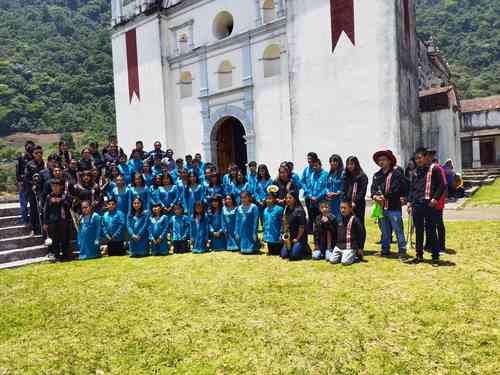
[159,173,178,220]
[127,197,150,257]
[170,203,191,253]
[188,172,205,214]
[205,173,224,201]
[149,203,169,256]
[149,174,163,208]
[177,170,191,215]
[191,201,209,254]
[128,149,144,175]
[222,194,239,252]
[117,154,132,185]
[326,154,344,218]
[101,198,126,256]
[129,173,150,214]
[235,191,260,254]
[142,161,154,187]
[111,175,130,216]
[231,170,248,205]
[263,191,284,256]
[208,195,226,251]
[256,164,272,223]
[246,161,258,196]
[78,200,102,260]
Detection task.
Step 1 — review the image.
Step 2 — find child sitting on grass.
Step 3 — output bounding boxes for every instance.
[329,200,364,266]
[312,201,336,261]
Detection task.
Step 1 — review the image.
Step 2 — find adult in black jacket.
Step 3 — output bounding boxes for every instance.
[371,150,408,259]
[280,191,311,261]
[408,148,446,265]
[341,156,368,249]
[272,165,297,206]
[23,145,45,235]
[43,179,72,261]
[16,141,34,224]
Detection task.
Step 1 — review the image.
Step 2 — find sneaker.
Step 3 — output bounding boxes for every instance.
[431,259,440,267]
[398,254,409,262]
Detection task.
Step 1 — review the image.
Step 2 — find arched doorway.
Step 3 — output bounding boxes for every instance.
[213,116,248,174]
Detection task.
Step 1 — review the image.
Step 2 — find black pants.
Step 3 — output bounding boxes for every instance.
[413,204,440,260]
[48,222,71,259]
[27,190,41,234]
[305,198,313,234]
[267,242,282,256]
[173,240,190,254]
[108,240,126,256]
[308,206,320,235]
[354,201,366,250]
[424,209,446,252]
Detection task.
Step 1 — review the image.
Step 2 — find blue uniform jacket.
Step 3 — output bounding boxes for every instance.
[102,210,125,241]
[263,205,284,243]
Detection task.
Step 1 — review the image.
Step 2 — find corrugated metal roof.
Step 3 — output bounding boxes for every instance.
[460,96,500,113]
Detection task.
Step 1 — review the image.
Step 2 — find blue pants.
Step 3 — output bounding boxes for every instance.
[281,242,306,261]
[19,190,29,224]
[380,210,407,255]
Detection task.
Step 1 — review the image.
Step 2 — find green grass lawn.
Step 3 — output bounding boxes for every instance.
[1,221,500,374]
[467,179,500,207]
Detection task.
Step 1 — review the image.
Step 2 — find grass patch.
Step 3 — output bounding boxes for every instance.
[467,179,500,207]
[1,221,499,374]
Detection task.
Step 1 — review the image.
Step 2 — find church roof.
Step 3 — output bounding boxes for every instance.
[419,85,459,112]
[460,96,500,113]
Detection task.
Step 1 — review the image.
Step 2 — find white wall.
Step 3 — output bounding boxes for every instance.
[112,17,168,154]
[286,0,404,178]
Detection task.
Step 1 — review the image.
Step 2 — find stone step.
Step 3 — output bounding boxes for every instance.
[0,216,22,228]
[0,235,44,252]
[0,246,48,265]
[462,174,491,180]
[0,256,51,270]
[0,225,31,239]
[0,197,20,204]
[0,206,21,218]
[464,186,480,197]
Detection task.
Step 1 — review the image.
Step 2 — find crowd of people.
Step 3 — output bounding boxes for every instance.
[15,136,449,266]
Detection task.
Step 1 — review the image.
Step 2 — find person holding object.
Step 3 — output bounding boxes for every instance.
[407,148,446,266]
[371,150,408,261]
[280,191,311,261]
[312,201,337,261]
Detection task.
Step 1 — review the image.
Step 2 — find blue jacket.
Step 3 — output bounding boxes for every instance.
[255,178,272,204]
[101,210,125,241]
[301,166,314,196]
[309,170,328,207]
[149,215,169,242]
[263,204,284,243]
[111,186,130,215]
[170,215,190,241]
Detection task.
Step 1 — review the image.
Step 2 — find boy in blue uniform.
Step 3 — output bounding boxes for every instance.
[263,190,284,256]
[78,200,102,260]
[170,203,191,254]
[101,198,126,256]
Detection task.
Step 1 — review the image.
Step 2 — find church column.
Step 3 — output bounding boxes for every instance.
[199,47,212,162]
[242,35,256,162]
[472,137,481,169]
[276,0,285,17]
[255,0,262,26]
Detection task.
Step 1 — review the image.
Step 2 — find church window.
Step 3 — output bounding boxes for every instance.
[180,71,193,98]
[263,0,277,23]
[179,33,189,54]
[263,44,281,78]
[217,60,233,90]
[213,11,234,40]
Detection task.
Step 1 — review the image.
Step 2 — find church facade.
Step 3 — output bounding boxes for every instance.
[110,0,422,176]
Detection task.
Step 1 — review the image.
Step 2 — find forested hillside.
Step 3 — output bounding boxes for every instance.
[415,0,500,98]
[0,0,498,136]
[0,0,113,136]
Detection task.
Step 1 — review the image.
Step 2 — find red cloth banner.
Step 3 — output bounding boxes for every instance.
[331,0,355,52]
[403,0,411,47]
[126,29,140,102]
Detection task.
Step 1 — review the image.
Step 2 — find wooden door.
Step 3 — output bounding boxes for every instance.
[480,141,495,166]
[216,121,235,174]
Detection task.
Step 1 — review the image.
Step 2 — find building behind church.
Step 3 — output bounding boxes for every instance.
[110,0,474,177]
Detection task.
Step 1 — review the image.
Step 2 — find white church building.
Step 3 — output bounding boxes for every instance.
[110,0,424,176]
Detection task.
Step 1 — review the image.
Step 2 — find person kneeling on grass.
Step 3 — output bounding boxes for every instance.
[127,197,150,257]
[149,203,169,256]
[280,191,311,261]
[235,191,260,254]
[312,201,336,261]
[101,198,126,256]
[329,200,364,266]
[191,201,209,254]
[78,200,102,260]
[263,189,284,256]
[170,203,191,254]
